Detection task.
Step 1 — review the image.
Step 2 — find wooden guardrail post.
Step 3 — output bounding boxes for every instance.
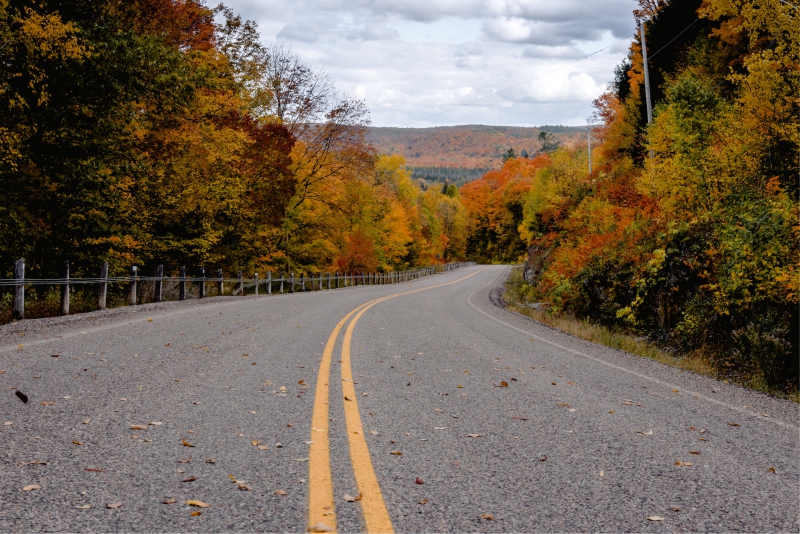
[129,265,138,305]
[254,272,259,295]
[98,262,108,310]
[267,271,272,295]
[198,267,205,298]
[217,269,224,296]
[60,260,70,316]
[290,272,295,293]
[155,264,164,302]
[179,266,186,300]
[280,272,284,294]
[12,258,24,320]
[237,270,243,295]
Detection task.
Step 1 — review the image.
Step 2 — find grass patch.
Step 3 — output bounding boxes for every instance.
[503,267,799,403]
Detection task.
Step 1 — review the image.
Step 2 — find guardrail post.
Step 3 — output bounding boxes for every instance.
[60,260,70,315]
[300,272,305,291]
[290,272,295,293]
[155,264,164,302]
[198,267,205,298]
[267,271,272,295]
[12,258,24,320]
[98,262,108,310]
[129,265,138,306]
[237,270,243,295]
[217,269,224,296]
[180,266,187,300]
[280,272,284,294]
[254,272,259,295]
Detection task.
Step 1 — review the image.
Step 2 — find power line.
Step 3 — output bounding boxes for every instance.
[401,33,635,127]
[648,17,700,59]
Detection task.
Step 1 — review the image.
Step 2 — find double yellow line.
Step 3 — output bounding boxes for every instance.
[307,268,486,533]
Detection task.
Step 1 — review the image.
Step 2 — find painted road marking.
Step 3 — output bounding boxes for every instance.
[322,268,487,533]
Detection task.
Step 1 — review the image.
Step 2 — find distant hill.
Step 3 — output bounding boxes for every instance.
[366,125,587,172]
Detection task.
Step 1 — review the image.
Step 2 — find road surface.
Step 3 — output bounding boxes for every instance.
[1,265,798,532]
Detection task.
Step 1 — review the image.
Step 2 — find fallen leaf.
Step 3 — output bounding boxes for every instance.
[415,477,424,485]
[84,468,105,472]
[76,505,91,509]
[689,451,700,455]
[671,506,681,512]
[292,458,310,462]
[768,467,776,473]
[343,493,356,502]
[274,489,288,496]
[22,484,41,491]
[308,523,334,532]
[177,456,192,464]
[467,434,481,438]
[727,422,740,427]
[647,516,664,521]
[130,425,147,431]
[599,470,604,477]
[5,421,13,426]
[257,445,270,450]
[82,419,91,425]
[539,455,547,461]
[73,440,84,446]
[636,430,653,435]
[556,403,570,407]
[189,511,202,517]
[500,381,508,387]
[418,499,428,505]
[149,422,163,426]
[390,451,403,456]
[252,440,260,446]
[181,439,195,447]
[551,382,556,386]
[368,430,378,435]
[481,514,494,520]
[186,500,209,508]
[608,410,614,414]
[674,461,693,467]
[182,476,197,482]
[163,498,175,504]
[106,502,122,509]
[205,459,215,464]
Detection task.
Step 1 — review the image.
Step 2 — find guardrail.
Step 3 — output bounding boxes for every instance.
[2,259,476,321]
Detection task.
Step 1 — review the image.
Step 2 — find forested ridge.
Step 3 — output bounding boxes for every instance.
[460,0,798,393]
[0,0,468,279]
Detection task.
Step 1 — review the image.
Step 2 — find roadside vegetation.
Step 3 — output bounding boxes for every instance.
[464,0,798,398]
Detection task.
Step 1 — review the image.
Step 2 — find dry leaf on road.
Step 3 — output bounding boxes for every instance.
[178,456,192,464]
[415,477,424,484]
[163,498,175,504]
[768,467,777,473]
[727,422,741,427]
[106,502,122,509]
[22,484,41,491]
[390,451,403,456]
[181,439,195,447]
[647,516,664,521]
[274,489,288,496]
[343,493,356,502]
[674,461,693,466]
[186,500,209,508]
[467,434,482,438]
[73,440,84,446]
[182,477,197,482]
[481,514,494,520]
[130,425,147,430]
[189,511,202,517]
[636,430,653,435]
[418,498,428,505]
[308,523,334,532]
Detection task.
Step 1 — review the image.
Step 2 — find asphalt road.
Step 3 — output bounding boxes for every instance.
[1,265,798,533]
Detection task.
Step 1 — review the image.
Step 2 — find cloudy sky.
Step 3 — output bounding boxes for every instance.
[221,0,639,127]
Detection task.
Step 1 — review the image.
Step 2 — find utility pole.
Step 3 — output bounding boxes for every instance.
[587,127,592,175]
[640,18,653,125]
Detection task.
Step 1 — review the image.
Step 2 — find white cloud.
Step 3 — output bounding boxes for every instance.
[222,0,639,127]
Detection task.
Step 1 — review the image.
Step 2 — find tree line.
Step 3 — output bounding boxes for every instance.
[0,0,468,280]
[460,0,798,392]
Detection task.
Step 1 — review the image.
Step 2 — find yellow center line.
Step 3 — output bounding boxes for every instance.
[339,268,487,533]
[308,268,487,533]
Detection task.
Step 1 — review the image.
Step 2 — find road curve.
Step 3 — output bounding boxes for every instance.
[1,265,797,532]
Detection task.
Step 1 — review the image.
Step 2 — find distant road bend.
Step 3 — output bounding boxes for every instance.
[2,265,798,532]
